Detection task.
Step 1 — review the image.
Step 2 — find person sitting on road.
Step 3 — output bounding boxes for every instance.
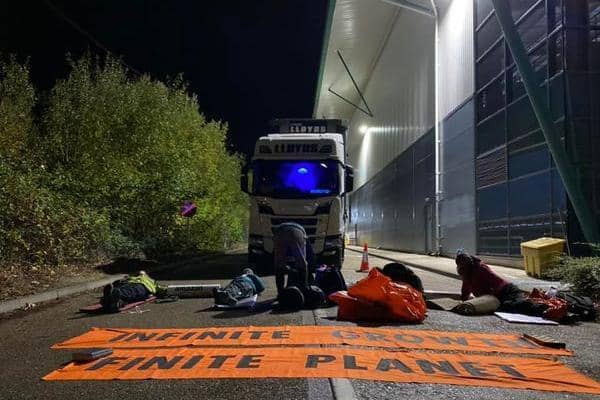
[214,268,265,306]
[273,222,310,298]
[455,251,548,317]
[381,262,424,293]
[100,271,164,313]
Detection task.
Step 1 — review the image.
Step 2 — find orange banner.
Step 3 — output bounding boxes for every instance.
[52,326,571,356]
[43,347,600,394]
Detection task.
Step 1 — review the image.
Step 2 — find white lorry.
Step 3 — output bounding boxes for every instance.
[240,119,354,270]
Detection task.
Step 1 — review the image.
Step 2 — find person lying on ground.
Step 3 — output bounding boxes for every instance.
[381,262,424,293]
[455,251,549,318]
[214,268,265,306]
[273,222,311,298]
[101,271,164,313]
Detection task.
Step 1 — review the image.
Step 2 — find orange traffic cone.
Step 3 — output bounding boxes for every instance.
[357,243,370,272]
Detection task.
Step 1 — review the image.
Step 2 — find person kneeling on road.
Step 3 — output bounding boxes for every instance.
[214,268,265,306]
[273,222,310,298]
[455,251,551,318]
[273,222,325,309]
[101,271,164,313]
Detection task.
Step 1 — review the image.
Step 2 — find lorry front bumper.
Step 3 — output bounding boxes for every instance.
[248,245,343,269]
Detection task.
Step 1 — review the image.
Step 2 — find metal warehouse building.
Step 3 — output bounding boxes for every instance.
[314,0,600,259]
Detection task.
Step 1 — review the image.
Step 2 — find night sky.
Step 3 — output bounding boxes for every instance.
[0,0,329,157]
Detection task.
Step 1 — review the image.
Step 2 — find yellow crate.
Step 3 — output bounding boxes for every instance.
[520,237,565,277]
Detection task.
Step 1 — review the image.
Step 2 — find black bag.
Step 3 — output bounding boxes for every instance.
[314,266,347,298]
[557,292,597,321]
[381,263,424,293]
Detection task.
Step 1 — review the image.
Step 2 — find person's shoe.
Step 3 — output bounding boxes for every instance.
[101,285,123,313]
[279,286,305,310]
[102,283,113,299]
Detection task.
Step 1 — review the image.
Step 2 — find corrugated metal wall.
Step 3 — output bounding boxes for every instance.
[438,0,475,118]
[346,0,476,254]
[346,10,435,188]
[438,0,476,255]
[350,130,435,253]
[346,0,474,189]
[440,99,476,255]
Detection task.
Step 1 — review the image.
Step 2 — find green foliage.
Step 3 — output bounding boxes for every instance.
[0,56,35,163]
[0,161,112,266]
[543,251,600,301]
[0,54,246,269]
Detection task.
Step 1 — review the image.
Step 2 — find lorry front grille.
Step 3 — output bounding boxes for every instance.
[270,218,318,237]
[271,218,318,226]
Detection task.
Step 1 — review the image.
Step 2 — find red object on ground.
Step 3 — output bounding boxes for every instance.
[328,291,390,321]
[330,268,427,323]
[528,288,568,322]
[357,243,370,272]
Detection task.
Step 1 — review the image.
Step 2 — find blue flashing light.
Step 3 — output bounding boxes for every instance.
[282,162,318,192]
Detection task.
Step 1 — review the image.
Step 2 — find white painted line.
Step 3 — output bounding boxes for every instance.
[330,377,358,400]
[310,308,358,400]
[303,310,335,400]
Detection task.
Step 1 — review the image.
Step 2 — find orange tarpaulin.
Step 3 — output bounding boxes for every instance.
[52,326,572,356]
[43,347,600,394]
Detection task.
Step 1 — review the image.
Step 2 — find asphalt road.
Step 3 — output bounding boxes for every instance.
[0,250,598,400]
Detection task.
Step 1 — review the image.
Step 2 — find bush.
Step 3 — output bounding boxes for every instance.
[0,161,113,266]
[0,53,246,270]
[543,253,600,302]
[0,56,35,164]
[40,55,247,253]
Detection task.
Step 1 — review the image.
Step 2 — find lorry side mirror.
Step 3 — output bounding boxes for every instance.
[240,173,249,194]
[345,165,354,193]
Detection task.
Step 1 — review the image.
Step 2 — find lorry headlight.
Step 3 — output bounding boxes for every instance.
[324,235,342,249]
[249,235,264,247]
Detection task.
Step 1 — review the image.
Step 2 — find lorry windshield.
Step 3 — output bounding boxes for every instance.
[253,160,341,198]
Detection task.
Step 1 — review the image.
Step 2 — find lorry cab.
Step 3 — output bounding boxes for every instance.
[241,119,353,270]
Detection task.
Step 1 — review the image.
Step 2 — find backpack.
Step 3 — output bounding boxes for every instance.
[557,292,597,321]
[315,265,347,298]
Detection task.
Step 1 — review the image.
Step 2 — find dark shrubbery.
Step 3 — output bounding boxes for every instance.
[543,245,600,302]
[0,54,246,271]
